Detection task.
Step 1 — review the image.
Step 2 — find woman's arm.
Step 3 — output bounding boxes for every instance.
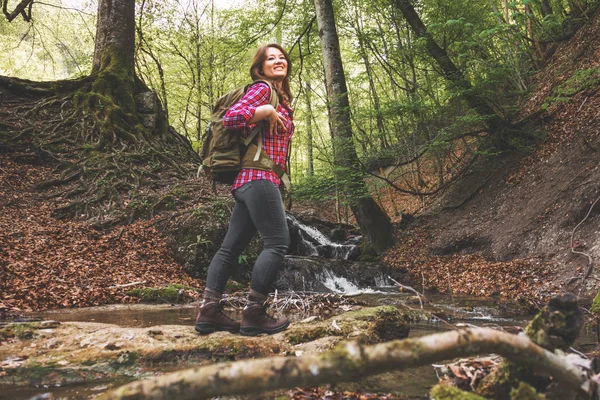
[224,83,287,134]
[248,104,287,135]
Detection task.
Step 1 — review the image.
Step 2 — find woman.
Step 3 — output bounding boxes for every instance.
[195,43,294,336]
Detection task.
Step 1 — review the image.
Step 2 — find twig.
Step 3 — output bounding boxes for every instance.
[388,276,424,308]
[114,227,125,241]
[570,192,600,281]
[577,96,588,112]
[108,281,147,289]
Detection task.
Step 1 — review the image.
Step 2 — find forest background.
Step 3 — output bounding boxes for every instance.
[2,0,555,201]
[1,0,600,313]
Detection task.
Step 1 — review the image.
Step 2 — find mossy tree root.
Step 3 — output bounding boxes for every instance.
[2,70,200,223]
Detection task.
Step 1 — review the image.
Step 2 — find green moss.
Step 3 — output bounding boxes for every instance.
[285,326,329,346]
[367,308,410,343]
[15,362,56,383]
[0,322,41,340]
[141,337,283,365]
[358,241,379,262]
[12,323,36,339]
[590,290,600,315]
[92,47,136,115]
[321,341,369,375]
[524,313,550,347]
[127,284,197,303]
[510,382,545,400]
[542,67,600,109]
[476,361,528,399]
[283,306,410,346]
[430,384,486,399]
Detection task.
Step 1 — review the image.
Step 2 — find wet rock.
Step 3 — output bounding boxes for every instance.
[0,306,410,387]
[525,293,583,350]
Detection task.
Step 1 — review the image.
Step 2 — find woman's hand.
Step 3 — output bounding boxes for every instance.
[249,104,287,134]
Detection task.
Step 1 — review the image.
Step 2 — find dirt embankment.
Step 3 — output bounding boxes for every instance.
[382,11,600,303]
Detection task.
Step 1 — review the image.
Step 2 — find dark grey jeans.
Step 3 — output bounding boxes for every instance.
[205,179,290,295]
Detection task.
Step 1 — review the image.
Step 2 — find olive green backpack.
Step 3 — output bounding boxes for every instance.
[200,81,290,189]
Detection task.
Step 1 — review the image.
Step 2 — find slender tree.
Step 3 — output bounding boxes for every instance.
[313,0,394,254]
[304,80,315,176]
[393,0,510,134]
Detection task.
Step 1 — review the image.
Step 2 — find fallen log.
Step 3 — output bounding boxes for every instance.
[99,327,594,400]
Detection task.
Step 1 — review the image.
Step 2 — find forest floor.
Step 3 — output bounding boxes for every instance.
[2,11,600,318]
[0,149,553,315]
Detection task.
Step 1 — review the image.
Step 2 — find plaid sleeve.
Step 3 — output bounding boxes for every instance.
[223,83,271,129]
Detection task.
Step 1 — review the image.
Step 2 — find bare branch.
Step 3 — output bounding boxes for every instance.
[2,0,34,22]
[100,328,594,400]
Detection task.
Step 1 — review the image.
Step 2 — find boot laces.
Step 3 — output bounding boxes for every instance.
[216,300,236,322]
[259,301,278,322]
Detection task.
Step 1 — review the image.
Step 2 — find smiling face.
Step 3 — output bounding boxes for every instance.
[262,47,288,81]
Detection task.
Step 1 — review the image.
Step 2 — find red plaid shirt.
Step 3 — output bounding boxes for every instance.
[224,82,294,190]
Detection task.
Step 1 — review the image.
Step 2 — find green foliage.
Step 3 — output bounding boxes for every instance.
[510,382,546,400]
[3,0,591,209]
[591,290,600,315]
[292,173,339,203]
[430,384,486,400]
[211,198,232,222]
[237,253,251,266]
[0,2,95,80]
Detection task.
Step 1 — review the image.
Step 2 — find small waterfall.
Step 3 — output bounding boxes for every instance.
[277,256,405,295]
[279,214,404,295]
[286,213,359,260]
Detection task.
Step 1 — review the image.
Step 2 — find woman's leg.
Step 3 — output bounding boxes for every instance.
[195,189,257,335]
[234,180,290,335]
[234,180,290,294]
[205,193,257,293]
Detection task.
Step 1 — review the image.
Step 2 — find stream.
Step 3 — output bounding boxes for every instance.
[2,291,597,400]
[2,216,597,399]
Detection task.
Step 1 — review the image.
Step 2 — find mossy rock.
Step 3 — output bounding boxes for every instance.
[524,293,582,351]
[510,382,545,400]
[0,306,410,388]
[476,361,527,399]
[284,306,410,345]
[0,320,61,341]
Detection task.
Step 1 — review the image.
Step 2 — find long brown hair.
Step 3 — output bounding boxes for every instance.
[250,43,293,104]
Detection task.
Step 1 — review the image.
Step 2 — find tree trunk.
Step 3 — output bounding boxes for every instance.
[354,9,388,149]
[100,328,593,400]
[91,0,136,114]
[305,80,315,176]
[313,0,394,254]
[393,0,509,134]
[540,0,553,16]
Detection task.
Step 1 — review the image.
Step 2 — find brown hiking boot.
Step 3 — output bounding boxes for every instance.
[194,302,240,334]
[240,302,290,336]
